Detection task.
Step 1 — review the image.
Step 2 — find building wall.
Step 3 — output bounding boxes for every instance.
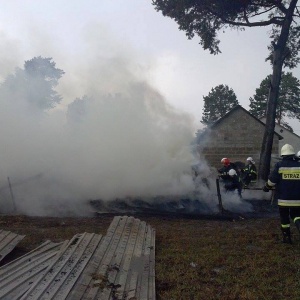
[200,108,280,170]
[260,117,300,155]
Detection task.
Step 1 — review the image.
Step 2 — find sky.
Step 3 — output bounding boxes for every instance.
[0,1,299,127]
[0,1,294,215]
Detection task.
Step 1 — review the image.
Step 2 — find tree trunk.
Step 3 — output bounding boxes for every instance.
[258,0,298,181]
[259,55,282,180]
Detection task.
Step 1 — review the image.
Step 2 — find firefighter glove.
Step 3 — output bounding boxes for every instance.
[263,184,270,192]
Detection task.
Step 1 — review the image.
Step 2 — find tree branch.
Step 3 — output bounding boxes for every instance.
[204,4,284,27]
[215,15,283,27]
[272,0,288,14]
[249,5,278,18]
[243,7,250,25]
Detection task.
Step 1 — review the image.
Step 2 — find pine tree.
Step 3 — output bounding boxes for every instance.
[1,56,64,111]
[249,72,300,131]
[201,84,239,125]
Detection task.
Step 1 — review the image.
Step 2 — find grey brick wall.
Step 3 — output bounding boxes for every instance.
[200,108,280,169]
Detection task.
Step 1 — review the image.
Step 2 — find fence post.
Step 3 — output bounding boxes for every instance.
[216,178,224,214]
[7,177,16,212]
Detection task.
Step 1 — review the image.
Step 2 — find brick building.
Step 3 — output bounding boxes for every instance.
[197,105,283,170]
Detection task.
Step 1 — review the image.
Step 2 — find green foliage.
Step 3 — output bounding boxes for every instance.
[24,56,64,86]
[249,72,300,131]
[266,25,300,69]
[201,84,239,125]
[152,1,300,59]
[1,56,64,111]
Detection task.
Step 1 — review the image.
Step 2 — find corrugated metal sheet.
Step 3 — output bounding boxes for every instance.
[0,240,64,299]
[69,216,156,300]
[0,229,25,263]
[0,216,156,300]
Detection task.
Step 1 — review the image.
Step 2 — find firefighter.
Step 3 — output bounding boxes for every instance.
[263,144,300,244]
[224,169,242,197]
[218,158,238,183]
[295,151,300,161]
[241,157,257,187]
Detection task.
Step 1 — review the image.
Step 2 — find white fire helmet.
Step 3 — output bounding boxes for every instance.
[297,151,300,158]
[246,157,255,164]
[228,169,237,176]
[281,144,295,156]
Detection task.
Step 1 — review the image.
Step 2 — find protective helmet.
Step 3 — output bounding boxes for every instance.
[281,144,295,156]
[297,151,300,158]
[228,169,237,176]
[246,157,255,164]
[221,158,230,166]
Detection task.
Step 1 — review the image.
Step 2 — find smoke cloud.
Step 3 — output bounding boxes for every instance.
[0,25,256,217]
[0,51,208,216]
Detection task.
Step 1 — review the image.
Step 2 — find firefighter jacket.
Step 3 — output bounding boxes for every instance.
[218,163,237,181]
[268,156,300,206]
[242,163,257,181]
[224,174,242,195]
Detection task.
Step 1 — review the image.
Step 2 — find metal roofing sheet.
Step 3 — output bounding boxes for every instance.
[0,229,25,263]
[0,240,64,299]
[0,216,156,300]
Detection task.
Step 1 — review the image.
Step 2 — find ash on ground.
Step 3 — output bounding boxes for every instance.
[90,196,278,219]
[90,196,216,215]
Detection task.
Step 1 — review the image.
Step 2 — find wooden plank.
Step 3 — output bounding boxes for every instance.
[243,186,275,191]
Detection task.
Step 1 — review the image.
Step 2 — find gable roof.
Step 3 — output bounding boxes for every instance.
[259,116,300,139]
[208,105,283,139]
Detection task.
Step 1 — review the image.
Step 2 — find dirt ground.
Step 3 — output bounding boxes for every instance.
[0,197,277,265]
[1,201,292,299]
[0,214,113,266]
[0,198,277,266]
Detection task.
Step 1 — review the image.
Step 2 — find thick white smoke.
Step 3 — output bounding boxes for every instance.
[0,53,209,216]
[0,25,255,217]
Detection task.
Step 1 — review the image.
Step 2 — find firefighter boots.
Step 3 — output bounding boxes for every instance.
[281,227,292,244]
[294,219,300,234]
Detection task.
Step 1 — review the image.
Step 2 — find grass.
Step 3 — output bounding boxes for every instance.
[153,217,300,299]
[1,213,300,299]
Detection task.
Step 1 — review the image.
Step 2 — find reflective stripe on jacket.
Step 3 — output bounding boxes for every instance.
[268,157,300,206]
[243,164,257,176]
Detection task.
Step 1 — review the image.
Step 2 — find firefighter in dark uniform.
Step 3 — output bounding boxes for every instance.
[224,169,243,198]
[241,157,257,186]
[218,158,238,184]
[295,151,300,161]
[263,144,300,244]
